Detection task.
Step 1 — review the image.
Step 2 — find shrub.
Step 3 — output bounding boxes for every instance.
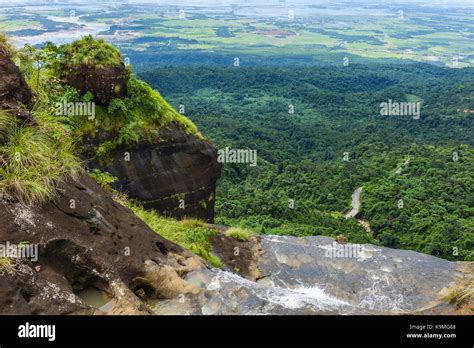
[89,169,117,192]
[60,35,123,69]
[225,227,252,242]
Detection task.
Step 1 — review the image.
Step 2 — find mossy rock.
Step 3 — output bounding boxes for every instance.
[60,36,128,104]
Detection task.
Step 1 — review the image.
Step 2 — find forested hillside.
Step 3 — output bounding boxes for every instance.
[140,64,474,260]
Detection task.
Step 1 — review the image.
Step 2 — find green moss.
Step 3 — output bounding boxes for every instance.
[63,74,203,161]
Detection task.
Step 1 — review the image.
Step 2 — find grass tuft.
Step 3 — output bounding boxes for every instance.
[0,257,13,274]
[446,277,473,307]
[0,110,80,205]
[0,33,15,57]
[225,227,252,242]
[128,203,222,268]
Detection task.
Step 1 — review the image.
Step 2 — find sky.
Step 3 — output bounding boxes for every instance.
[0,0,473,7]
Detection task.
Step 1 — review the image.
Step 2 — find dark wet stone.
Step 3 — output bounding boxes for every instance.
[87,123,221,222]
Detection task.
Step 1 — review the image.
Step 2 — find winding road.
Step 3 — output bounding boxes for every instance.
[345,186,373,235]
[345,187,363,218]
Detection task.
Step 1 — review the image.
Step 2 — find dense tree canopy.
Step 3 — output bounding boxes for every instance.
[141,63,473,260]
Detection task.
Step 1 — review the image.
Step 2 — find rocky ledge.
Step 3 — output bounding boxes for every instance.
[165,235,473,315]
[0,173,207,315]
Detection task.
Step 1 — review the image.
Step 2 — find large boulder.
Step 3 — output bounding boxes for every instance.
[63,64,128,105]
[56,37,221,222]
[0,173,205,315]
[88,123,222,222]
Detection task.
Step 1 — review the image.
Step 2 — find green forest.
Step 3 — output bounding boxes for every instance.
[7,34,473,262]
[140,64,474,261]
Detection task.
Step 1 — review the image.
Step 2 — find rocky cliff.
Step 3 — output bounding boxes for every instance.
[0,173,206,315]
[89,123,221,222]
[0,47,209,314]
[57,36,221,222]
[0,49,34,123]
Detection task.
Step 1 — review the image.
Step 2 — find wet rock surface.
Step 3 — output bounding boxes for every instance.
[167,235,470,315]
[184,267,364,315]
[256,236,466,313]
[1,190,470,315]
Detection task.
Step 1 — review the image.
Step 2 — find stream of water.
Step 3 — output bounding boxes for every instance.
[10,15,110,48]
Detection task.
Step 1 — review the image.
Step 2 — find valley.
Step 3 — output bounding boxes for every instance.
[141,64,473,261]
[0,0,472,320]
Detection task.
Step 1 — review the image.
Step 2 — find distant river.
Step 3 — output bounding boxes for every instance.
[10,15,110,48]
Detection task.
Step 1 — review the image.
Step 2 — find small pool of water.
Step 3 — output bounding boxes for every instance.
[75,287,114,312]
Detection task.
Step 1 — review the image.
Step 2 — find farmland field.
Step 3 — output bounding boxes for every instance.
[1,0,473,67]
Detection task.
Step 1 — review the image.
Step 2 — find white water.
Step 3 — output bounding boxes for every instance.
[199,267,414,314]
[201,270,357,314]
[148,235,455,315]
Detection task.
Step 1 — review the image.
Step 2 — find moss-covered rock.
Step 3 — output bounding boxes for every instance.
[60,36,128,104]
